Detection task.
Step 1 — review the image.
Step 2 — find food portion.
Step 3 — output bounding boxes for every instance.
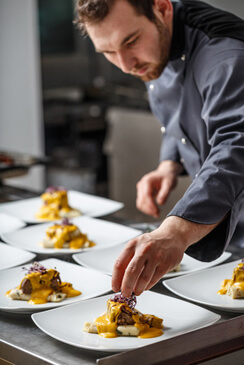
[83,293,163,338]
[5,262,81,304]
[170,264,181,273]
[35,186,81,221]
[40,218,95,249]
[218,259,244,299]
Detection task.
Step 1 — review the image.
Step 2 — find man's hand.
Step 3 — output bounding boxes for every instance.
[136,160,184,218]
[112,216,221,297]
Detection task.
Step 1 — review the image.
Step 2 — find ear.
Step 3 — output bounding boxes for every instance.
[153,0,173,25]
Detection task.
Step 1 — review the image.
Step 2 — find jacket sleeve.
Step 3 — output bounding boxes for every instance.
[168,47,244,261]
[160,133,181,162]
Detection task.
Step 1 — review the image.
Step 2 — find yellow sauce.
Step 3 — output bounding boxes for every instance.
[58,282,81,297]
[6,268,81,304]
[95,300,163,339]
[44,224,95,249]
[35,190,79,220]
[218,263,244,295]
[136,323,163,339]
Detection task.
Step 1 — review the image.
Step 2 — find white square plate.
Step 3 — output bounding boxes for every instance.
[0,258,111,313]
[164,259,244,312]
[32,291,220,353]
[73,243,231,277]
[0,242,36,270]
[0,212,25,236]
[1,216,141,255]
[0,190,124,223]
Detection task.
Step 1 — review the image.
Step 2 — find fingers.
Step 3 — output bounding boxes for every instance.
[111,240,136,293]
[145,266,168,291]
[136,176,160,217]
[136,193,159,218]
[114,233,164,297]
[120,254,149,297]
[156,178,174,205]
[132,259,158,296]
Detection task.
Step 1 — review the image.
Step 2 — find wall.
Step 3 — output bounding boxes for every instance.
[0,0,45,191]
[204,0,244,18]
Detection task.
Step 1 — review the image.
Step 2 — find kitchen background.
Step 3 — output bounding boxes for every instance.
[0,0,243,221]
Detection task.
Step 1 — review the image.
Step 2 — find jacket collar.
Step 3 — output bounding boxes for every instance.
[169,1,186,61]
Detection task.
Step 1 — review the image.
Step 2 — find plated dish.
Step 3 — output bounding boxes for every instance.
[0,212,25,236]
[73,243,231,277]
[40,218,95,250]
[163,259,244,313]
[218,259,244,299]
[35,186,81,221]
[0,242,36,271]
[0,190,124,223]
[6,261,81,305]
[83,292,163,339]
[0,258,111,313]
[32,291,220,352]
[2,216,142,256]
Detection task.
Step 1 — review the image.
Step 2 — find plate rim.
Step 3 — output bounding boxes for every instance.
[1,216,142,255]
[163,259,244,313]
[72,249,232,277]
[0,257,112,313]
[0,242,36,271]
[0,190,124,222]
[31,291,221,352]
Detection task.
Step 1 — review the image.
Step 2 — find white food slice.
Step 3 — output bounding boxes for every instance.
[117,325,140,336]
[40,239,54,248]
[83,321,98,333]
[59,209,81,218]
[8,288,31,301]
[7,288,66,302]
[83,321,139,336]
[227,283,244,299]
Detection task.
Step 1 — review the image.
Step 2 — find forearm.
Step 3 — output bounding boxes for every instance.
[156,215,223,251]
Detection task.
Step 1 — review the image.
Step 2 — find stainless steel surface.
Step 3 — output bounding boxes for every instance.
[0,186,243,364]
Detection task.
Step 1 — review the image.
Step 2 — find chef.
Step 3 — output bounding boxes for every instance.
[75,0,244,297]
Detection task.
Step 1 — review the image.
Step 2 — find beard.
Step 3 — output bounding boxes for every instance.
[131,19,171,82]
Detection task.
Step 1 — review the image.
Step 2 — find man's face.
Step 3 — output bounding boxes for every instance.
[86,0,172,82]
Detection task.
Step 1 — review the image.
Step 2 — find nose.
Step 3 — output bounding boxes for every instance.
[117,50,137,74]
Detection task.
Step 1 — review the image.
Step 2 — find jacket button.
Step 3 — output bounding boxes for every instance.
[181,137,187,144]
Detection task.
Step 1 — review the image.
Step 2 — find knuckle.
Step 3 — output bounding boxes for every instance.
[126,263,137,274]
[114,259,123,270]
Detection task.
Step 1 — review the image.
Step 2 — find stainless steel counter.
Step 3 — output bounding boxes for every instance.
[0,186,244,364]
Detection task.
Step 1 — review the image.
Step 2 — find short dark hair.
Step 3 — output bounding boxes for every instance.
[75,0,155,35]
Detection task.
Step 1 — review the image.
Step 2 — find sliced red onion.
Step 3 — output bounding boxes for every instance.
[111,292,137,309]
[61,218,72,226]
[23,262,47,275]
[45,186,66,193]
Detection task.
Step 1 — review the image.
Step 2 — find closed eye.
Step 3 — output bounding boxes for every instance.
[126,36,139,47]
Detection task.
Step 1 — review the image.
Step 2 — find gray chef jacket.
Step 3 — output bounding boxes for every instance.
[146,0,244,261]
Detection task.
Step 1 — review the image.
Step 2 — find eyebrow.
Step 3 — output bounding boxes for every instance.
[95,30,139,53]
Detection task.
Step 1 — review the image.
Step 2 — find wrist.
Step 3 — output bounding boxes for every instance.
[158,160,184,176]
[157,215,220,250]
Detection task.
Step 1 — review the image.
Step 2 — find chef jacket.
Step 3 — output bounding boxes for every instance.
[146,0,244,261]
